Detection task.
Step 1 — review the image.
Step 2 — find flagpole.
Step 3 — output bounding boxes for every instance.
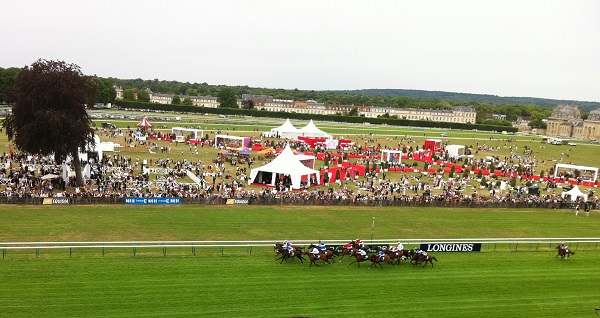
[371,217,375,243]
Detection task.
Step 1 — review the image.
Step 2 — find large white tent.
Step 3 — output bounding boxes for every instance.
[249,144,320,189]
[561,185,588,202]
[297,120,331,138]
[445,145,466,158]
[267,118,299,138]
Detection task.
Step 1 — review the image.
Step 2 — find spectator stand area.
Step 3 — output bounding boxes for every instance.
[214,135,251,149]
[171,127,204,144]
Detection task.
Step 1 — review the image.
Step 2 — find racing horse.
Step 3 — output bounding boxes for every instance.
[348,253,370,268]
[303,251,331,267]
[337,246,360,262]
[274,243,304,255]
[308,244,339,261]
[275,247,305,264]
[556,245,575,259]
[376,246,405,265]
[411,253,438,268]
[368,253,394,269]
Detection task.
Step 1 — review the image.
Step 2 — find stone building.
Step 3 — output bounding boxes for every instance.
[546,104,600,141]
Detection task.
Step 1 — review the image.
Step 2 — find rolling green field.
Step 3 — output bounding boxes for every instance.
[0,205,599,317]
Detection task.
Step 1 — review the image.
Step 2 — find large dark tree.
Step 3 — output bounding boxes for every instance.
[217,87,238,108]
[92,77,116,104]
[0,67,20,104]
[3,59,96,186]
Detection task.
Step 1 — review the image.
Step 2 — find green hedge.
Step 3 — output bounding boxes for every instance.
[115,100,518,133]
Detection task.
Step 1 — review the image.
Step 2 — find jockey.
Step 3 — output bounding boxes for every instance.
[389,245,398,253]
[344,242,353,250]
[397,242,404,251]
[561,242,568,251]
[318,240,327,252]
[357,249,368,258]
[283,240,294,253]
[419,249,428,258]
[356,239,365,249]
[310,246,320,256]
[378,250,386,261]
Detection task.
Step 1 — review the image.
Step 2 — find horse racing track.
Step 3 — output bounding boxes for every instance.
[0,205,599,317]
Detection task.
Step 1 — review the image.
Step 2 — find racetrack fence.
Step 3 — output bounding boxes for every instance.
[0,196,598,210]
[1,238,599,259]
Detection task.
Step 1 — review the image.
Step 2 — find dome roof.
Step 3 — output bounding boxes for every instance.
[588,109,600,121]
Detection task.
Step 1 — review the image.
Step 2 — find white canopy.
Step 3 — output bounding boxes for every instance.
[249,144,320,189]
[297,120,331,138]
[561,185,588,202]
[445,145,466,157]
[269,119,299,138]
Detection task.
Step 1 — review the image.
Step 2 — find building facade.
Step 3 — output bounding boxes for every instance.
[546,104,600,141]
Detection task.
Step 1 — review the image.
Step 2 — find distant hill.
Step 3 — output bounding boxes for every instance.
[330,89,600,110]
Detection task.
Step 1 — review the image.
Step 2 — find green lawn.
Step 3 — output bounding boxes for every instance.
[0,205,599,317]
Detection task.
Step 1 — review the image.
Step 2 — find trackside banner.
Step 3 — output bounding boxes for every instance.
[226,199,249,205]
[42,198,70,205]
[420,243,482,252]
[124,197,181,205]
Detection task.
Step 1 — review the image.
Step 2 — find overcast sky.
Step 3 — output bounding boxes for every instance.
[2,0,599,102]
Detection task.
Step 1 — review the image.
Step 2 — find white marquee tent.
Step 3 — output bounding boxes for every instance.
[249,144,320,189]
[561,185,588,202]
[268,118,299,138]
[297,120,331,138]
[445,145,466,157]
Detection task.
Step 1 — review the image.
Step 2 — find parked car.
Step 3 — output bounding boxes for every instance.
[101,122,117,129]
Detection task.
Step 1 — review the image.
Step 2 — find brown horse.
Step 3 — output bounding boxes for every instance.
[411,253,438,268]
[377,246,405,265]
[556,245,575,259]
[274,243,303,255]
[303,251,331,267]
[275,247,305,264]
[337,246,359,262]
[348,253,370,268]
[368,254,394,269]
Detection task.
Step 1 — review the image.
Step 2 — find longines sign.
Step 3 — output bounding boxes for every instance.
[420,243,482,252]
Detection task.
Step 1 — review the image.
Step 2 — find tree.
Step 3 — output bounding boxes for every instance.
[3,59,96,186]
[217,87,238,108]
[91,77,116,104]
[0,67,20,104]
[348,107,359,116]
[172,95,181,105]
[181,97,193,106]
[137,89,150,102]
[123,88,136,101]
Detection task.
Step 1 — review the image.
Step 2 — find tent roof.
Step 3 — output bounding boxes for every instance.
[298,120,325,133]
[251,144,319,175]
[135,117,153,128]
[271,118,298,133]
[561,185,588,201]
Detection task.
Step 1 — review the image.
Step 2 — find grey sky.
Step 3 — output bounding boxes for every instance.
[2,0,599,102]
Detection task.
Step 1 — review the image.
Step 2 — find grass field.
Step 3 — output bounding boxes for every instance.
[1,205,599,317]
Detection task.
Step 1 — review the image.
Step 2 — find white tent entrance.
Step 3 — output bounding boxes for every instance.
[249,144,320,189]
[561,185,588,202]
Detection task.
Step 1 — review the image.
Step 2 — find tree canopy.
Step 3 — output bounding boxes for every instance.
[3,59,96,185]
[217,87,238,108]
[91,77,116,104]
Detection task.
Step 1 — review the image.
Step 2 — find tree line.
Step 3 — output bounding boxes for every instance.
[2,67,570,128]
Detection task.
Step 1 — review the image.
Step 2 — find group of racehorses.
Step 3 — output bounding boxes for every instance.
[275,242,438,268]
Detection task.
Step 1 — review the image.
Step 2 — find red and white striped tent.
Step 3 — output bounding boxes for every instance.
[135,117,153,134]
